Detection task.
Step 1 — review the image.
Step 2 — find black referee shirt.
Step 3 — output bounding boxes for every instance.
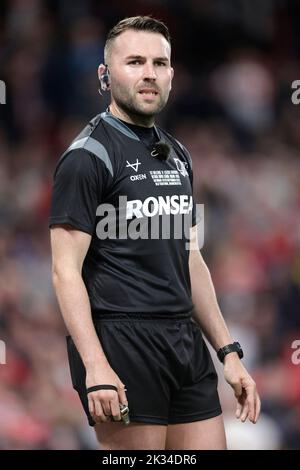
[49,111,197,316]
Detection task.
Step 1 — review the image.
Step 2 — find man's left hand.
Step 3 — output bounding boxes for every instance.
[223,353,261,423]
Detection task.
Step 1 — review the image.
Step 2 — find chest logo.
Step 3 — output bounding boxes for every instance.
[126,158,141,172]
[173,158,188,177]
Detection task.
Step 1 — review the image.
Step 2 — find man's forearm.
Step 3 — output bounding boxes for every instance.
[189,251,234,352]
[52,268,110,369]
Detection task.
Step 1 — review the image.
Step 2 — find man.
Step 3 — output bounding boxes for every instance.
[49,16,261,450]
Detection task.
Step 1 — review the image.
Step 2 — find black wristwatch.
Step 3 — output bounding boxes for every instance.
[217,342,244,363]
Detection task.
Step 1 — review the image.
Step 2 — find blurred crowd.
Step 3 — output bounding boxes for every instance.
[0,0,300,449]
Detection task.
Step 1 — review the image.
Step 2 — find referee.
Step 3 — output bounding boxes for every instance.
[49,16,261,450]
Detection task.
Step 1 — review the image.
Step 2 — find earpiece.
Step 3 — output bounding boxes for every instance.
[100,65,110,91]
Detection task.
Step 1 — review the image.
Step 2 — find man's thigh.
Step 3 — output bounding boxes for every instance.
[95,422,168,450]
[165,415,227,450]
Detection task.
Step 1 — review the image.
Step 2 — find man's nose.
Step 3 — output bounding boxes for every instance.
[142,62,157,80]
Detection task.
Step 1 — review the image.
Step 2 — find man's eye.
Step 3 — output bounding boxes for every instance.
[156,62,167,66]
[129,60,142,65]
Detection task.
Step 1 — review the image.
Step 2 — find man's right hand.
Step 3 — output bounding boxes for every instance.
[86,364,128,423]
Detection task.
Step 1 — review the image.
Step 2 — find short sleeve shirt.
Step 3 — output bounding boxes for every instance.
[49,112,197,316]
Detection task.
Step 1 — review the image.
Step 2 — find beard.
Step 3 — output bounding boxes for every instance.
[112,81,169,120]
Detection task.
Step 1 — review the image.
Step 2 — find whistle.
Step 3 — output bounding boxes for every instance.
[119,404,130,425]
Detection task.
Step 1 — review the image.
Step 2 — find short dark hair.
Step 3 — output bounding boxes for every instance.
[104,15,171,63]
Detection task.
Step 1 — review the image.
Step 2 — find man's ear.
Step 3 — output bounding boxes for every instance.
[98,63,110,91]
[170,66,174,89]
[98,64,106,81]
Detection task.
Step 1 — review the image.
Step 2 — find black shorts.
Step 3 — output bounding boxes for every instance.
[66,311,222,426]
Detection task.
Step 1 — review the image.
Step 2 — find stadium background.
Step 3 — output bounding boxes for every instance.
[0,0,300,449]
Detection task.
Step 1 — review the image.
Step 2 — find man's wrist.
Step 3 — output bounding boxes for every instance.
[223,351,240,363]
[84,355,110,370]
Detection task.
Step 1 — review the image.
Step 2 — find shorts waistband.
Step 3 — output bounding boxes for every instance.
[92,310,193,322]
